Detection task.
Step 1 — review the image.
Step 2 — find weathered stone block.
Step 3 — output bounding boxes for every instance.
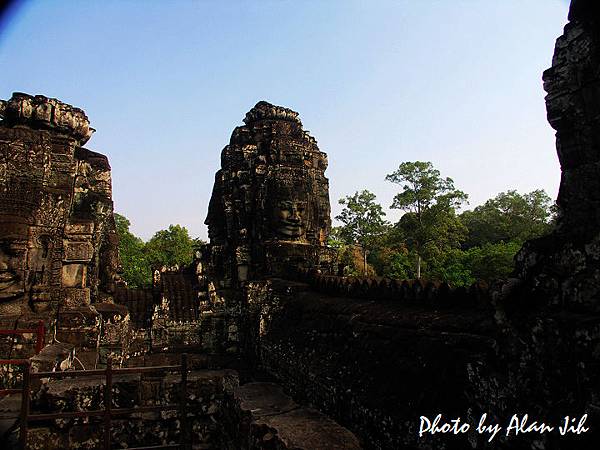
[63,241,94,262]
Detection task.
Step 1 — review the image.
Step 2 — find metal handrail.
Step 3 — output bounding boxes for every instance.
[0,321,45,397]
[18,354,189,450]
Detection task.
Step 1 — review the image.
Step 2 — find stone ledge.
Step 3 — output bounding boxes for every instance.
[235,382,361,449]
[30,342,75,373]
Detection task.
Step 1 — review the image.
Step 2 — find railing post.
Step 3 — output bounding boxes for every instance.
[180,353,189,450]
[19,360,31,450]
[35,320,45,354]
[104,357,113,450]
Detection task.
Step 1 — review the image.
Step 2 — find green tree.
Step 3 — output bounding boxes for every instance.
[367,223,412,278]
[423,241,522,287]
[371,245,415,279]
[465,241,523,282]
[427,248,475,287]
[386,161,468,279]
[460,189,554,248]
[335,190,388,276]
[144,224,195,269]
[114,213,151,287]
[328,227,354,275]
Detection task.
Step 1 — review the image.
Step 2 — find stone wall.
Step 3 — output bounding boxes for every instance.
[114,286,155,329]
[248,279,599,450]
[295,268,489,307]
[0,316,46,389]
[5,367,360,450]
[14,369,239,449]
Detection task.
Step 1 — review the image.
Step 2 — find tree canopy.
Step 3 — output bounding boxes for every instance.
[335,190,388,275]
[460,189,554,248]
[331,162,556,286]
[145,224,196,270]
[114,215,200,288]
[385,161,468,279]
[114,213,151,288]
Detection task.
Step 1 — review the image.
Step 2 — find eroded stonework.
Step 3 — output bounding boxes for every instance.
[514,3,600,311]
[205,101,332,286]
[7,5,600,446]
[0,92,94,144]
[0,92,119,315]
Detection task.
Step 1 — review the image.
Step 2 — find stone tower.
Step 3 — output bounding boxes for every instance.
[514,1,600,311]
[0,92,119,315]
[205,101,331,285]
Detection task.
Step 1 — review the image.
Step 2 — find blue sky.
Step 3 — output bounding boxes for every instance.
[0,0,570,240]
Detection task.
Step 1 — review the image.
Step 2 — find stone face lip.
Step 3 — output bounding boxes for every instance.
[243,100,302,126]
[0,92,94,144]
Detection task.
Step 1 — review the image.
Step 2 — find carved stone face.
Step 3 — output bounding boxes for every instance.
[0,235,27,300]
[273,200,305,239]
[0,221,54,303]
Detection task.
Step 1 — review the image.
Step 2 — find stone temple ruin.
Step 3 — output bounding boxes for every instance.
[0,93,125,371]
[205,100,333,285]
[1,1,600,448]
[0,93,117,315]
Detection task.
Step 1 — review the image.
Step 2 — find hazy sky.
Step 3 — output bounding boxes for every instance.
[0,0,570,240]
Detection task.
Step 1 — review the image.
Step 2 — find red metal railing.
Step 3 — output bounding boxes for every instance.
[0,320,46,365]
[0,320,45,397]
[18,354,190,450]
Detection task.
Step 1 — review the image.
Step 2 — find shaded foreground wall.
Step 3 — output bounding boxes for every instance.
[251,281,599,449]
[6,365,360,450]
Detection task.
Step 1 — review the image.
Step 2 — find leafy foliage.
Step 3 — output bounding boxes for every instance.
[145,224,196,269]
[335,190,388,275]
[114,213,150,288]
[114,215,201,288]
[465,240,523,282]
[334,162,555,286]
[460,190,554,248]
[371,245,415,279]
[425,241,522,287]
[385,161,468,278]
[426,248,475,287]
